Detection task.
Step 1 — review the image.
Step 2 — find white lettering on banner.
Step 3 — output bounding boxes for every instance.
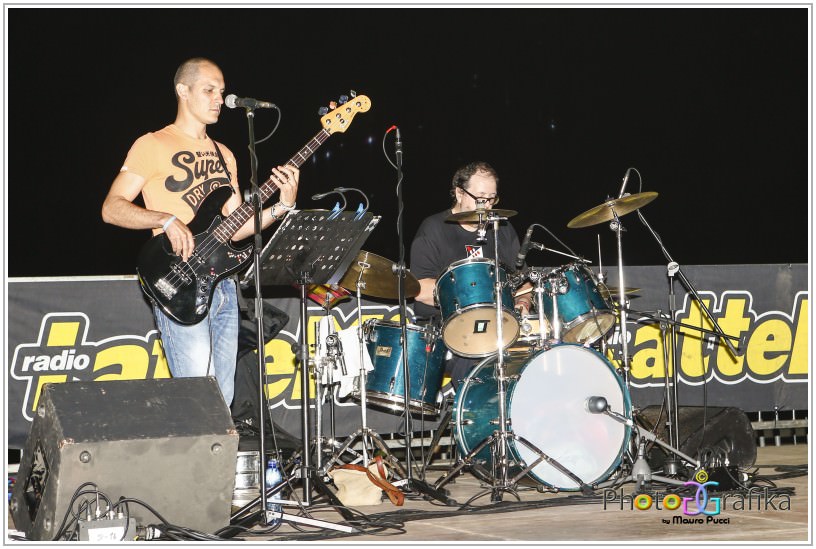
[10,312,170,421]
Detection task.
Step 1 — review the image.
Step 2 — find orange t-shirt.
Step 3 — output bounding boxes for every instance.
[121,124,239,233]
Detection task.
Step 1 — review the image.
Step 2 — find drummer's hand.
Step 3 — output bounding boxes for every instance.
[515,300,531,316]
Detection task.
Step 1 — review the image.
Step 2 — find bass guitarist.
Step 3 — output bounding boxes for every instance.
[101,57,300,406]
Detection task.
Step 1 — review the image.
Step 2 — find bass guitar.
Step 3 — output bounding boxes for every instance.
[136,93,372,324]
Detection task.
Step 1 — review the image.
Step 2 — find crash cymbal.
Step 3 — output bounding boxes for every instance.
[567,192,658,229]
[338,250,420,299]
[447,208,518,223]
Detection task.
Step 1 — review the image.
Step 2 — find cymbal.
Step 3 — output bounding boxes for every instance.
[338,250,420,299]
[447,208,518,223]
[598,285,641,300]
[567,192,658,228]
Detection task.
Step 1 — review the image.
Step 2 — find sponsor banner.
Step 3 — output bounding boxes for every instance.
[7,264,808,448]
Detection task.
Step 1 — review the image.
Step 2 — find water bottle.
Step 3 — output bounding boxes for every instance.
[264,458,283,526]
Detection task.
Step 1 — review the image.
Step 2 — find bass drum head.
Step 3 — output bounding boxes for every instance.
[510,344,631,490]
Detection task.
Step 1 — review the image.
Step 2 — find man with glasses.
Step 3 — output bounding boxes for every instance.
[409,161,531,388]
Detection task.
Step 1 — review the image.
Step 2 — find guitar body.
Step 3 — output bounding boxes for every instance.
[137,186,253,325]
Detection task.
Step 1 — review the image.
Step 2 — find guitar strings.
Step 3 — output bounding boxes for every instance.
[158,129,330,290]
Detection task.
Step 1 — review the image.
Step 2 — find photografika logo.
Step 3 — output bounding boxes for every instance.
[602,469,791,525]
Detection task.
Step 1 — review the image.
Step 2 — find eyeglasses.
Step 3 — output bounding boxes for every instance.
[459,187,500,206]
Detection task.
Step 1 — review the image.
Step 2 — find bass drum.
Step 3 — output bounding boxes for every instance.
[453,344,631,490]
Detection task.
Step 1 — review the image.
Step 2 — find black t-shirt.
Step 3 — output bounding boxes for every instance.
[409,209,521,319]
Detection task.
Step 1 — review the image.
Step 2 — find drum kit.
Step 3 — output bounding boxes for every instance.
[311,183,723,501]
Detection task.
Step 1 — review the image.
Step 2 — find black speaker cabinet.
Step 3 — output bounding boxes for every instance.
[639,405,757,468]
[10,378,239,540]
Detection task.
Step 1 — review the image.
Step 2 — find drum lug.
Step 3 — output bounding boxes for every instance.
[489,418,511,426]
[458,419,474,426]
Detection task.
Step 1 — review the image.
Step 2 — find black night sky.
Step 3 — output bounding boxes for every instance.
[6,7,810,279]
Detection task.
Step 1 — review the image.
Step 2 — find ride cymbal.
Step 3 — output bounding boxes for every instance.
[338,250,420,299]
[567,192,658,228]
[447,208,518,223]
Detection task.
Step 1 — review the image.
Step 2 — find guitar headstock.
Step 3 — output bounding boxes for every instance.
[319,92,371,134]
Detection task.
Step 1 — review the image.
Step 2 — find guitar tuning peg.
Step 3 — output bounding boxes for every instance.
[338,95,349,105]
[349,90,357,98]
[328,101,337,110]
[318,106,329,116]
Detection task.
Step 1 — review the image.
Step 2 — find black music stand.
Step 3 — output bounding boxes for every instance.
[245,209,380,517]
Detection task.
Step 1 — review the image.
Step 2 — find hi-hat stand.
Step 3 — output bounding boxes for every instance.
[234,209,379,532]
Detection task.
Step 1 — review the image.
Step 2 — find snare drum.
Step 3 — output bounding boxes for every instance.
[434,258,520,357]
[362,319,447,415]
[541,263,616,344]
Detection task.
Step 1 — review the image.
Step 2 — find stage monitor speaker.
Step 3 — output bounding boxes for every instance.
[639,405,757,469]
[10,377,239,541]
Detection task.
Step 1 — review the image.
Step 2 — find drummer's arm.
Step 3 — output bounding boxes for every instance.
[514,281,534,315]
[416,278,437,307]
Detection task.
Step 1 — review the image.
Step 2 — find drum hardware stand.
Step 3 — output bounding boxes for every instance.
[621,307,740,441]
[322,264,408,478]
[422,396,455,471]
[435,211,592,500]
[384,127,453,505]
[589,396,699,491]
[608,209,632,386]
[312,301,348,476]
[635,210,740,463]
[236,209,378,532]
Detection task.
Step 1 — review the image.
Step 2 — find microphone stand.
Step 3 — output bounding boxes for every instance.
[240,105,274,522]
[636,209,739,465]
[391,128,452,505]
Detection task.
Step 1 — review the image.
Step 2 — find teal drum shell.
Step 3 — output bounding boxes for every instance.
[434,257,520,357]
[453,344,631,490]
[540,263,616,345]
[363,320,448,415]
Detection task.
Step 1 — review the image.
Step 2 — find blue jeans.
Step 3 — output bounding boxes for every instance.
[153,278,239,406]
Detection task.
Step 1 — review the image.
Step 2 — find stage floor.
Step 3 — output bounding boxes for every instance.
[228,443,809,544]
[7,443,809,543]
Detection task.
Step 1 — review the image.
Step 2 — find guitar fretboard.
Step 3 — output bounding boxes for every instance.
[212,128,332,242]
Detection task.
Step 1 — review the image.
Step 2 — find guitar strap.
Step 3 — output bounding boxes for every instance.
[210,139,234,188]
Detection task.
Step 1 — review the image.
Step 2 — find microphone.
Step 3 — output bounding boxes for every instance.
[586,396,608,414]
[225,94,275,110]
[617,167,632,198]
[515,225,535,270]
[395,127,403,167]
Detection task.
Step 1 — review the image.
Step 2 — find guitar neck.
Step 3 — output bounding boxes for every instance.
[213,128,332,241]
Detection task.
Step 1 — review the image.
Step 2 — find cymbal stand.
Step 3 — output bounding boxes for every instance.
[322,261,408,477]
[609,208,631,385]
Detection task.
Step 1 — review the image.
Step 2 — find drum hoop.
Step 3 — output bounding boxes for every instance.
[367,318,429,334]
[447,256,496,270]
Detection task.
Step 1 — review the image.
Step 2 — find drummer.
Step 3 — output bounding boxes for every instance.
[409,161,533,388]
